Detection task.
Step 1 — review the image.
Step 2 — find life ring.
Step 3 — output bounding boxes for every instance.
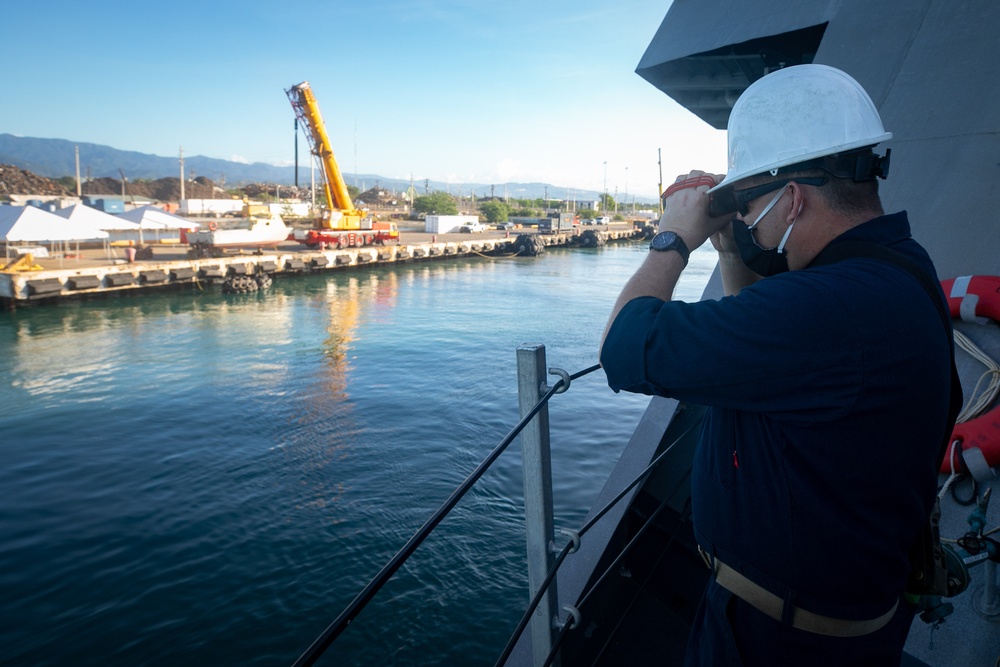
[208,221,218,231]
[939,275,1000,474]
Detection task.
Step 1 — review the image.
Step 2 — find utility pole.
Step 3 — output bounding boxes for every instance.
[179,146,185,201]
[603,161,607,213]
[294,118,299,188]
[74,146,82,197]
[624,166,629,216]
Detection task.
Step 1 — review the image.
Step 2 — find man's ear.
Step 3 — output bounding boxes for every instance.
[786,181,806,223]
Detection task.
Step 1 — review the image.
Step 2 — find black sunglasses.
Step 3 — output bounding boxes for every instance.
[708,177,828,217]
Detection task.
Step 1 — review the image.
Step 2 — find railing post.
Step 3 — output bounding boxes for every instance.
[516,344,559,666]
[975,560,1000,617]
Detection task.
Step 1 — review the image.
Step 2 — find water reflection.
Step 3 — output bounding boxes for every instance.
[315,271,399,399]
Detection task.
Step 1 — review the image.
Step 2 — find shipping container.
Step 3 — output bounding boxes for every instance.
[538,213,575,234]
[424,215,480,233]
[178,199,245,217]
[83,198,125,214]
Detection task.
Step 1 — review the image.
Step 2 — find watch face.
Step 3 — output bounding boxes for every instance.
[650,231,689,263]
[652,231,679,250]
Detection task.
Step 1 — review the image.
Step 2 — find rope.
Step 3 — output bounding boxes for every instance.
[954,329,1000,423]
[471,248,522,259]
[291,363,600,667]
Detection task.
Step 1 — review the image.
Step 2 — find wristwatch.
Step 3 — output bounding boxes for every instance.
[649,231,690,266]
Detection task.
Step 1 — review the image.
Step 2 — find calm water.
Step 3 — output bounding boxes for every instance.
[0,242,714,666]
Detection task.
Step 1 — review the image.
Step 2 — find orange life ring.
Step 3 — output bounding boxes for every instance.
[208,221,218,231]
[939,275,1000,474]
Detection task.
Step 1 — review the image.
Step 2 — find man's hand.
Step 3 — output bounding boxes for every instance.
[659,171,730,251]
[708,205,764,295]
[710,223,740,254]
[601,169,725,359]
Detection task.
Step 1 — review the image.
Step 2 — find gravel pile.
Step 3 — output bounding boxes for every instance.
[0,164,69,196]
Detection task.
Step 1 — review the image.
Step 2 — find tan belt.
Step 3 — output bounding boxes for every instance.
[698,545,898,638]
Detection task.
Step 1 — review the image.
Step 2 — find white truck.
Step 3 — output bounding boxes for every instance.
[459,220,488,233]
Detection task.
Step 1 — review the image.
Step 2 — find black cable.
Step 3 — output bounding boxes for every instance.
[542,475,689,667]
[291,364,600,667]
[590,500,692,667]
[493,417,701,667]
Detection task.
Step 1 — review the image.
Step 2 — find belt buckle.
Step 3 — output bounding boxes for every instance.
[697,544,713,570]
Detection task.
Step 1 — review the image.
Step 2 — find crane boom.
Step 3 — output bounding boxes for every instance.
[286,81,365,229]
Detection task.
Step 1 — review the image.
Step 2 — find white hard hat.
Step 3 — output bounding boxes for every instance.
[709,64,892,192]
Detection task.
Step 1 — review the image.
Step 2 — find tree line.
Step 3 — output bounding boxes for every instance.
[411,191,658,223]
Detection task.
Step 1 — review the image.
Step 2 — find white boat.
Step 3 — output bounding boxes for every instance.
[185,214,290,257]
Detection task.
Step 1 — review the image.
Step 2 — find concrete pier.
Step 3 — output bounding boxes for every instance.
[1,229,643,307]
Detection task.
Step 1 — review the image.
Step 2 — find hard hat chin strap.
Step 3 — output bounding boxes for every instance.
[776,219,796,255]
[748,185,797,255]
[747,185,789,232]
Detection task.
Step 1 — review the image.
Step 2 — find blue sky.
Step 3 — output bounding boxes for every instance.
[2,0,726,198]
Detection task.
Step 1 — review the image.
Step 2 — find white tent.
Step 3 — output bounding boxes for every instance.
[57,204,145,244]
[1,204,109,263]
[55,203,132,231]
[119,205,195,230]
[1,205,109,242]
[118,205,196,243]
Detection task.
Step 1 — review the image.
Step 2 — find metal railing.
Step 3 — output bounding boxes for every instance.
[291,330,1000,666]
[291,344,599,667]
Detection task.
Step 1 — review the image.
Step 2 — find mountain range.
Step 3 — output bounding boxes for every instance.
[0,133,636,203]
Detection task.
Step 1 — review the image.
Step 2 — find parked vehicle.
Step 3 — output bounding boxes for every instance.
[459,221,488,233]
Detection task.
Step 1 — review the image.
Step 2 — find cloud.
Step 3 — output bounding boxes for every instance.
[230,154,250,164]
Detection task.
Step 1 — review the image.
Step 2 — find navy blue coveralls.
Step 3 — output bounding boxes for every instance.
[601,212,952,666]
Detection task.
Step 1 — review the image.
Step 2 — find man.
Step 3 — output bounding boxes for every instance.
[600,65,954,666]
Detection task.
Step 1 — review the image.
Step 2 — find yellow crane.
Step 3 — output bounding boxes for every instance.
[285,82,398,246]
